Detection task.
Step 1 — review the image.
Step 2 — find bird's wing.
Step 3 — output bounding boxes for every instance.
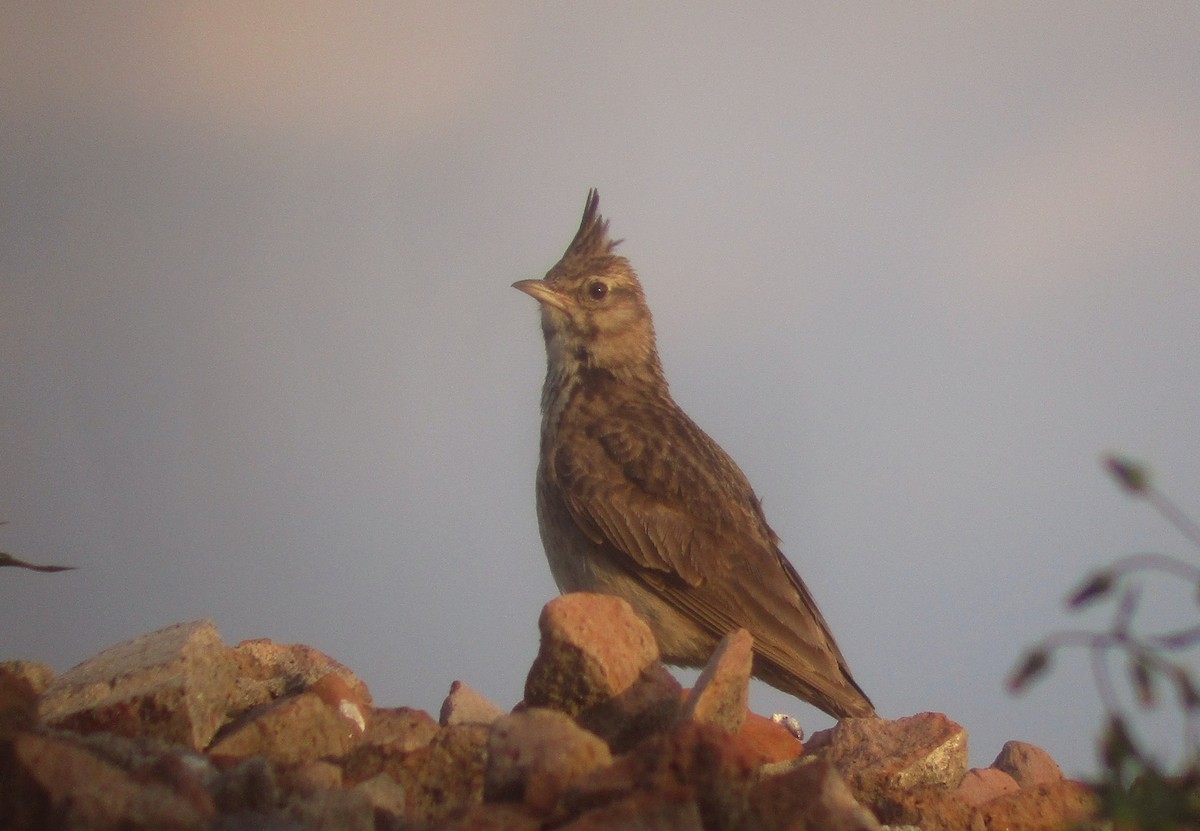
[552,393,866,710]
[553,395,767,586]
[552,394,824,625]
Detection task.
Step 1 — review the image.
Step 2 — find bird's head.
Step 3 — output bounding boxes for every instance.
[513,190,663,379]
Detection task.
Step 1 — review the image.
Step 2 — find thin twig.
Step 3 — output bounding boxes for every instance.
[1147,489,1200,553]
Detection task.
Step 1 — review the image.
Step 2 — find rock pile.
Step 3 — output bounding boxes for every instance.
[1,594,1098,830]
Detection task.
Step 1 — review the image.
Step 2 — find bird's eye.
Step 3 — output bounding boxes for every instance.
[587,281,609,301]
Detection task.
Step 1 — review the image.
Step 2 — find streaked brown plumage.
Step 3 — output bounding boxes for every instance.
[512,190,875,719]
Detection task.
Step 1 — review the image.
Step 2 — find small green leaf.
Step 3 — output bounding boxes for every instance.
[1101,715,1136,772]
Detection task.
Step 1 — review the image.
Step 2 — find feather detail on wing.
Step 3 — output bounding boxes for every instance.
[549,385,870,714]
[551,392,764,587]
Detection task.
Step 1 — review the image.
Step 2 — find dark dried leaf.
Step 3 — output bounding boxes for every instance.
[1008,647,1050,693]
[1104,455,1150,495]
[1068,570,1115,608]
[1175,668,1200,712]
[1131,657,1156,708]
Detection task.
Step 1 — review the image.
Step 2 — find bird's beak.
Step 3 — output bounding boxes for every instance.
[512,279,570,314]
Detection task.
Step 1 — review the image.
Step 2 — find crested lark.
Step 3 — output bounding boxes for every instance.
[513,190,875,719]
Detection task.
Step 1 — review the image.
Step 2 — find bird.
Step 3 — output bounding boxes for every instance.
[512,190,876,719]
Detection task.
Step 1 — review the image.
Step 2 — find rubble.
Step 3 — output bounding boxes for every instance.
[38,619,235,750]
[0,594,1100,830]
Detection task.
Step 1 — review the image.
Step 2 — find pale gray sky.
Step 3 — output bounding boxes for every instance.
[3,4,1199,774]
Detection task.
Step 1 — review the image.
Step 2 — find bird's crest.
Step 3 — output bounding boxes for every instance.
[561,189,622,264]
